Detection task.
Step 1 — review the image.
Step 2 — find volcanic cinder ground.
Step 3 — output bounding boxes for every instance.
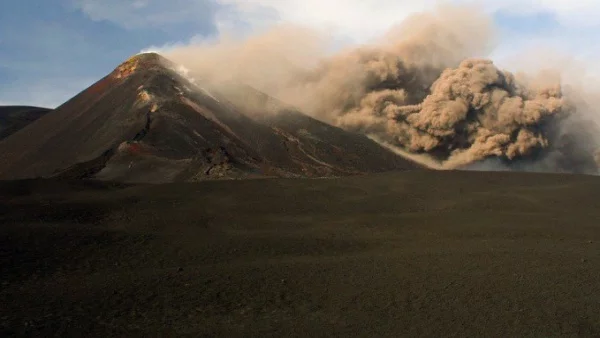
[2,171,600,337]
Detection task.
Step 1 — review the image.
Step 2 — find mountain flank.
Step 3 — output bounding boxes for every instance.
[0,106,52,140]
[0,53,421,183]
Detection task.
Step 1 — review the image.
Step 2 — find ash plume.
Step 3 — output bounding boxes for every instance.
[157,4,600,174]
[338,59,573,169]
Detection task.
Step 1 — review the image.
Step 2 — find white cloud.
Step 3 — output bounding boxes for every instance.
[493,0,600,27]
[216,0,600,40]
[71,0,217,29]
[216,0,443,42]
[72,0,600,40]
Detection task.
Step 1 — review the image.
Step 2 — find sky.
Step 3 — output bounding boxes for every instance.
[1,0,599,108]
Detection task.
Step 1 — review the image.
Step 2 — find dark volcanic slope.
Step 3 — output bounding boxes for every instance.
[0,106,52,140]
[2,171,600,336]
[212,83,415,174]
[0,53,419,182]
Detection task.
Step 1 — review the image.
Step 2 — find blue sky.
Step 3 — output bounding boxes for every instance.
[1,0,599,108]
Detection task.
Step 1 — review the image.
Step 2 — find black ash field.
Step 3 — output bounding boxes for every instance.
[2,170,600,337]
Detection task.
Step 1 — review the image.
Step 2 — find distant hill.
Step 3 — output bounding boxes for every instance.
[0,53,420,182]
[0,106,52,140]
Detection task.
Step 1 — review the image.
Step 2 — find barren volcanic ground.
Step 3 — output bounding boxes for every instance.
[2,170,600,337]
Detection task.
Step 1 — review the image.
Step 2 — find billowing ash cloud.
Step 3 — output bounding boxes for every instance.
[156,4,600,174]
[333,58,572,169]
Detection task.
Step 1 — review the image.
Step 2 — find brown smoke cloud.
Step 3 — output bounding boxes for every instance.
[157,4,600,173]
